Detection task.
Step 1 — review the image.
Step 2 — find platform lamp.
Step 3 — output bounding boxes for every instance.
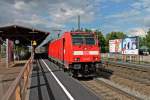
[29,30,38,56]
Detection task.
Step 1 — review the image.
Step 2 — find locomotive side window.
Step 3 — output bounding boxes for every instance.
[72,34,95,45]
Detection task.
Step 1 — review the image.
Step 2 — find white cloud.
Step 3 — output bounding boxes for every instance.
[14,1,26,10]
[31,14,47,25]
[128,28,147,37]
[131,0,150,12]
[106,9,140,19]
[1,0,150,34]
[0,0,99,30]
[46,1,97,29]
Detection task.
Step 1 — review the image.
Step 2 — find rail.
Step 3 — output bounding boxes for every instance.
[2,55,34,100]
[95,79,143,100]
[102,60,150,72]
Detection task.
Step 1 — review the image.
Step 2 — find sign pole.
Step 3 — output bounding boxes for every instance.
[6,39,8,68]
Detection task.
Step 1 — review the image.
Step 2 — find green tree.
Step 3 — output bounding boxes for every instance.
[106,32,126,41]
[139,37,146,48]
[85,28,92,32]
[145,29,150,48]
[95,30,106,53]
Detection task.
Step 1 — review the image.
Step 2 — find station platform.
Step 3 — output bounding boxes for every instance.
[0,59,26,98]
[26,55,100,100]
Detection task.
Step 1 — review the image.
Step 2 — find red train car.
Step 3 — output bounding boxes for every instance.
[48,31,101,77]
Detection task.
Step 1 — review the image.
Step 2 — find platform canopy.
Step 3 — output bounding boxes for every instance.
[0,25,49,47]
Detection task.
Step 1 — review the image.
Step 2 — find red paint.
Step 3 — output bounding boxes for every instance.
[48,32,101,68]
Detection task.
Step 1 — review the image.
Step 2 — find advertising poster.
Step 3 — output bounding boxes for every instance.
[109,39,122,53]
[122,37,139,55]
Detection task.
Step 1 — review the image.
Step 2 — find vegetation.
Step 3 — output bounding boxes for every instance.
[139,29,150,50]
[95,30,106,53]
[145,29,150,49]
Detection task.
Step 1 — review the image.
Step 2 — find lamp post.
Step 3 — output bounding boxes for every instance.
[15,40,20,61]
[29,30,38,56]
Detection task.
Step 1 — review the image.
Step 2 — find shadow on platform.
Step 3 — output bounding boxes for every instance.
[28,57,55,100]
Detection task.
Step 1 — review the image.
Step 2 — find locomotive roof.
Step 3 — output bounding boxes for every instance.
[70,31,94,34]
[50,31,95,43]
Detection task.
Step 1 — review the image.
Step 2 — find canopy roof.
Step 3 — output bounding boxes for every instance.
[0,25,49,46]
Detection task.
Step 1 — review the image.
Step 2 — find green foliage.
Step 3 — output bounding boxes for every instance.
[106,32,126,41]
[145,29,150,49]
[139,37,146,48]
[85,28,92,32]
[95,30,106,53]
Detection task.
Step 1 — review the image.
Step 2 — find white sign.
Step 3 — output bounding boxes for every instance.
[109,39,122,53]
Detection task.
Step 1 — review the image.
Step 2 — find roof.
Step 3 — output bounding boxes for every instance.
[0,25,49,46]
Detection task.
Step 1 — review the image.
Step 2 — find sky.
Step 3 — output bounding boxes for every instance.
[0,0,150,37]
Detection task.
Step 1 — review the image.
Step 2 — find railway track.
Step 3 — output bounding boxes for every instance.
[80,78,142,100]
[96,61,150,99]
[100,61,150,82]
[102,61,150,72]
[101,61,150,85]
[99,67,150,85]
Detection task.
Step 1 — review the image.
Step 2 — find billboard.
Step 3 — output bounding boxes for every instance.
[122,37,139,55]
[109,39,122,53]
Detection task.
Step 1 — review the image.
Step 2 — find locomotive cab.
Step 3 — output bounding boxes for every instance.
[70,32,101,77]
[48,31,101,78]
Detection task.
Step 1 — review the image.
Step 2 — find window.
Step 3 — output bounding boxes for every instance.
[72,34,95,45]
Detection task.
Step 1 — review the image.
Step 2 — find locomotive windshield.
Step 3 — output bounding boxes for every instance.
[72,34,95,45]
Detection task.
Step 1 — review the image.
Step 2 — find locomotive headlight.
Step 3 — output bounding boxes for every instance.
[74,58,80,61]
[93,57,98,61]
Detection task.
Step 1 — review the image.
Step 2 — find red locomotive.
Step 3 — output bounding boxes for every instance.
[48,31,101,77]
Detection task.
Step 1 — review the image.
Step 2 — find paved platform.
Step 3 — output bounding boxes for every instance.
[0,59,26,99]
[27,54,100,100]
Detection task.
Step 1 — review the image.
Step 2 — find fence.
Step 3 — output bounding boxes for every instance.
[101,53,149,64]
[2,55,33,100]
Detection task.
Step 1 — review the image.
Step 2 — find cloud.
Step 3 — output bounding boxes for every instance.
[131,0,150,12]
[0,0,149,35]
[14,1,26,10]
[47,1,97,29]
[0,0,99,30]
[128,28,147,37]
[106,9,140,19]
[143,16,150,27]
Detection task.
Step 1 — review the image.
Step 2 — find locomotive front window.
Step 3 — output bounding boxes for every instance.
[72,34,95,45]
[72,38,84,45]
[85,38,95,45]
